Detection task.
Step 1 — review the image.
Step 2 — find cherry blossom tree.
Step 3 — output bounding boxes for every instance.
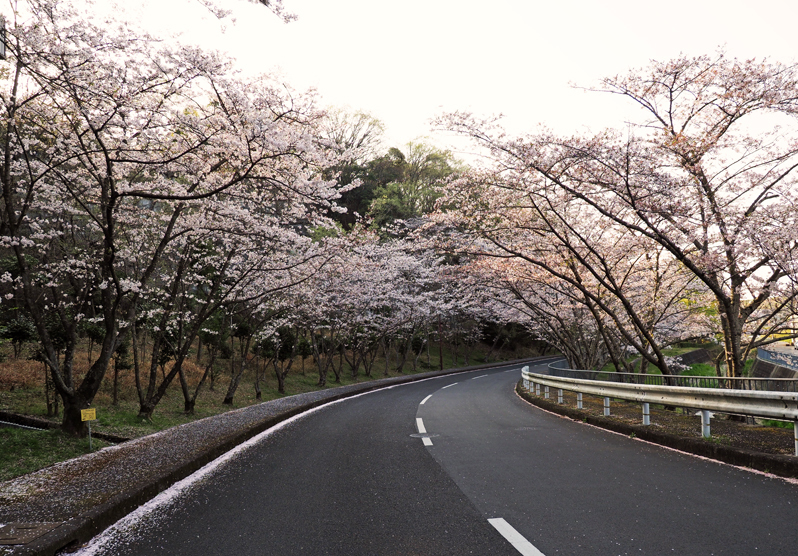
[0,0,345,433]
[431,165,714,374]
[438,53,798,377]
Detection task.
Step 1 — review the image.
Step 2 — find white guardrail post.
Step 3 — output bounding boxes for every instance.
[700,410,712,438]
[520,367,798,455]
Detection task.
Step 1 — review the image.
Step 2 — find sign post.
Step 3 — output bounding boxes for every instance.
[81,408,97,451]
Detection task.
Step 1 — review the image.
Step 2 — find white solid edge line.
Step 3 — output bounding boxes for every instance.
[441,382,457,389]
[420,394,433,405]
[488,518,545,556]
[422,437,433,446]
[416,417,427,434]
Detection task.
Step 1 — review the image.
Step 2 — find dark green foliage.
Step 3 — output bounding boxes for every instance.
[326,143,459,230]
[218,342,233,360]
[276,327,296,361]
[481,321,536,352]
[2,315,37,357]
[256,327,296,362]
[233,321,252,339]
[296,336,312,359]
[0,254,37,279]
[79,322,105,343]
[114,340,132,370]
[43,314,69,352]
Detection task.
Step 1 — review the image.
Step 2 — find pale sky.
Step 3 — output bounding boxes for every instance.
[125,0,797,152]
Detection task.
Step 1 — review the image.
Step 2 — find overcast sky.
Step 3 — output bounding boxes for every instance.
[128,0,797,151]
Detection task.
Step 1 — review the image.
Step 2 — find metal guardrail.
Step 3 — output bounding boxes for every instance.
[520,364,798,456]
[546,360,798,392]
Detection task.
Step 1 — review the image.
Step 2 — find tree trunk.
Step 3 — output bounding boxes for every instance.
[484,333,501,363]
[311,333,329,387]
[112,358,120,406]
[363,342,379,378]
[60,392,90,437]
[196,336,203,364]
[133,326,145,406]
[223,370,243,405]
[427,329,432,367]
[383,337,391,376]
[395,334,413,373]
[183,350,216,414]
[178,364,192,413]
[44,363,58,417]
[254,357,262,400]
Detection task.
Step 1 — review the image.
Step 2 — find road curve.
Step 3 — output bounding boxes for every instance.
[77,359,798,555]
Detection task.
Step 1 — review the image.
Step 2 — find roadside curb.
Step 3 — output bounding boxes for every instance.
[3,358,536,556]
[516,384,798,479]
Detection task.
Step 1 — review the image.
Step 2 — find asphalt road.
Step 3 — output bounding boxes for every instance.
[79,359,798,555]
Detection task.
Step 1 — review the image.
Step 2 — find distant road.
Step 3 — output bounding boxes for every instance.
[79,358,798,555]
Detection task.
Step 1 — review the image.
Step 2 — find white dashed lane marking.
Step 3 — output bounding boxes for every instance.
[420,394,432,405]
[488,518,546,556]
[415,418,433,446]
[441,383,457,389]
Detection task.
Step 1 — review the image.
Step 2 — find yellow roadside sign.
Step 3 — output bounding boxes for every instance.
[81,408,96,422]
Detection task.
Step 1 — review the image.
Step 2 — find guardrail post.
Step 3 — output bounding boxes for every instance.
[794,421,797,456]
[522,366,529,390]
[544,386,550,399]
[603,397,610,416]
[557,389,563,404]
[535,383,540,396]
[642,402,650,426]
[577,393,583,409]
[701,410,711,438]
